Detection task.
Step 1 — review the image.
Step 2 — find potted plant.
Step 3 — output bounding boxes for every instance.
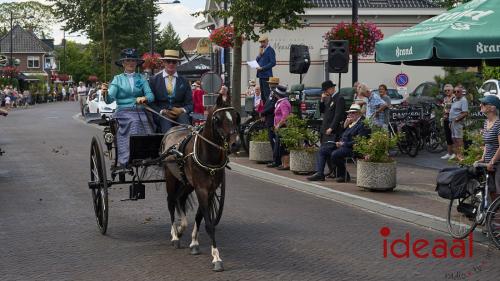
[278,115,319,174]
[354,127,398,191]
[248,129,273,163]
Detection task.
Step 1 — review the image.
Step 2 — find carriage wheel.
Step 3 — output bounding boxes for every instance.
[209,172,226,226]
[90,136,109,235]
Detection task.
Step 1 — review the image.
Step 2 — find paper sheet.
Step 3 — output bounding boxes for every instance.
[247,60,260,69]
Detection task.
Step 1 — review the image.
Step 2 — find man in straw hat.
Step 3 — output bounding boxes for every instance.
[149,49,193,133]
[308,103,369,182]
[256,35,276,103]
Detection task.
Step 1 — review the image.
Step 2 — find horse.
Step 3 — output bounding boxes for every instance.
[160,103,240,272]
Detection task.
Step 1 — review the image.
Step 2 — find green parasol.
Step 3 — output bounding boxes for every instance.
[375,0,500,66]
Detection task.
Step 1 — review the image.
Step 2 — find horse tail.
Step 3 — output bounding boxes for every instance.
[175,184,194,215]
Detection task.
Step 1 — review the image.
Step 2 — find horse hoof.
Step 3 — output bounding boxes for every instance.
[190,245,200,255]
[212,261,224,272]
[172,240,181,249]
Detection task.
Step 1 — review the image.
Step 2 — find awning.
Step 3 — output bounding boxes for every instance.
[177,57,211,76]
[18,72,47,81]
[375,0,500,66]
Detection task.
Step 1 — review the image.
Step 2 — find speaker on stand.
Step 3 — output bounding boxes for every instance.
[289,44,311,84]
[328,40,349,89]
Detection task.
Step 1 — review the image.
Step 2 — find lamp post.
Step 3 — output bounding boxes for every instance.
[150,0,180,54]
[61,28,80,73]
[352,0,358,85]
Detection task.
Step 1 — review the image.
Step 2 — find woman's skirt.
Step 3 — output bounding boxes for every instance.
[114,108,153,166]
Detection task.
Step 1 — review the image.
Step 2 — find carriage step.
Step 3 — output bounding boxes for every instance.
[128,183,145,200]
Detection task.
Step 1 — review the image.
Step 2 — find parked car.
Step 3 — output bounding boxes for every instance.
[85,89,116,118]
[407,81,441,105]
[371,88,404,106]
[479,79,500,97]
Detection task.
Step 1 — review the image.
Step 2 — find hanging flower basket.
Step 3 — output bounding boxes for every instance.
[209,25,235,49]
[142,52,162,71]
[323,22,384,56]
[88,75,99,83]
[2,66,19,78]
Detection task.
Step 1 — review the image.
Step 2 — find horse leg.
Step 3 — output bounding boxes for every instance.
[189,207,203,255]
[165,171,181,249]
[176,192,190,237]
[197,189,223,272]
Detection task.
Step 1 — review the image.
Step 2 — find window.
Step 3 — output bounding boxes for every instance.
[27,56,40,68]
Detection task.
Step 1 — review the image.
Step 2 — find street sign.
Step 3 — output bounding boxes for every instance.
[395,73,409,87]
[0,55,7,66]
[397,86,408,97]
[201,72,222,94]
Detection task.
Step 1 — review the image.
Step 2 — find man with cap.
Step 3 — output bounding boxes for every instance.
[308,104,369,182]
[261,77,280,167]
[149,49,193,133]
[306,80,345,180]
[256,35,276,103]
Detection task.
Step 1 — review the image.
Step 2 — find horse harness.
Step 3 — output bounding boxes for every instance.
[163,107,238,185]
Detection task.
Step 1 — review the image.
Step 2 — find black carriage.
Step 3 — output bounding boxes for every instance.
[88,117,225,234]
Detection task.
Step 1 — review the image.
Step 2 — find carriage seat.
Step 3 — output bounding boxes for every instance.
[128,134,165,163]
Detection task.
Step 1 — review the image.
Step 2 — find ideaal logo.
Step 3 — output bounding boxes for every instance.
[395,46,413,58]
[380,227,473,259]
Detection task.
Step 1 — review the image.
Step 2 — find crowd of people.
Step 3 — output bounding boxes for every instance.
[0,85,31,109]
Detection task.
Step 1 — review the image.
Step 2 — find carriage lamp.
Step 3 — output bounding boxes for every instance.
[104,132,114,144]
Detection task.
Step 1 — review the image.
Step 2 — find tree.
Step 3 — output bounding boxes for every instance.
[50,0,161,80]
[55,41,105,84]
[0,1,56,38]
[156,22,181,53]
[198,0,313,111]
[431,0,472,9]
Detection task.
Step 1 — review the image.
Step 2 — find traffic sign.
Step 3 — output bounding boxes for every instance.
[395,73,409,87]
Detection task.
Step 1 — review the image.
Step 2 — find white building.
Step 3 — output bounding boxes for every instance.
[198,0,445,96]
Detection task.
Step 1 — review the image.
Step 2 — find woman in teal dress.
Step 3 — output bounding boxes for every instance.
[102,48,155,167]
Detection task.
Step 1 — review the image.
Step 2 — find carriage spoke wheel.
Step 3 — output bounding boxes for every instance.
[90,136,109,235]
[209,172,226,226]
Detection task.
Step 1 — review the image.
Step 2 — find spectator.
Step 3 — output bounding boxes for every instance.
[245,80,257,97]
[378,84,392,107]
[254,85,263,113]
[358,83,387,127]
[308,104,370,182]
[256,35,276,103]
[441,84,455,160]
[449,85,468,161]
[215,85,231,108]
[319,80,345,143]
[68,85,75,101]
[192,81,205,114]
[4,95,11,109]
[77,81,88,113]
[272,85,292,170]
[262,77,280,167]
[478,95,500,201]
[62,85,67,101]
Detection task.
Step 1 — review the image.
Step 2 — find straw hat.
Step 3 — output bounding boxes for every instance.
[346,104,362,113]
[161,49,181,61]
[258,35,269,42]
[268,77,280,85]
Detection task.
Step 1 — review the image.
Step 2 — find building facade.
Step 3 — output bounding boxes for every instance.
[199,0,446,98]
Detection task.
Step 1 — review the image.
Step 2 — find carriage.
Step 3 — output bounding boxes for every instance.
[87,114,226,235]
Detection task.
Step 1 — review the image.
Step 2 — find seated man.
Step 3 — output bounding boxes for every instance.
[149,49,193,133]
[307,104,370,182]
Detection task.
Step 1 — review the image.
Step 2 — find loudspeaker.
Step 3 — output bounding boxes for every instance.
[289,44,310,74]
[328,40,349,73]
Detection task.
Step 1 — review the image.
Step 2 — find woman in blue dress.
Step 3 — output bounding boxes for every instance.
[101,48,155,168]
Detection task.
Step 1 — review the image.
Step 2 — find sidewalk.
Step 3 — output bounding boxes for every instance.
[229,151,490,243]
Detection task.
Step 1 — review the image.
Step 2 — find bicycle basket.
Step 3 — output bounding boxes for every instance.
[436,167,468,199]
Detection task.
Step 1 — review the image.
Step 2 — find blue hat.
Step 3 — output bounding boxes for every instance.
[479,95,500,109]
[115,48,144,67]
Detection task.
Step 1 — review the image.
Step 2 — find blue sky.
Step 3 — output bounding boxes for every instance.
[0,0,208,44]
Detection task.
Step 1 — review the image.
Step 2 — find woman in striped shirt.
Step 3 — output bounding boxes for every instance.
[479,95,500,199]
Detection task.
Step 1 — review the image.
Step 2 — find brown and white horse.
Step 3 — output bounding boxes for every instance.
[160,104,240,272]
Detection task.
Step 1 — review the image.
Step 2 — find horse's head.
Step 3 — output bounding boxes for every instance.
[210,106,240,154]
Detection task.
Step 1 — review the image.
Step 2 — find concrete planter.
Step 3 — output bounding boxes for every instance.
[290,149,317,173]
[356,160,396,191]
[249,141,273,163]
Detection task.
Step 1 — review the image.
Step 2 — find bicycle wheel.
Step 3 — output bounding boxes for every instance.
[447,182,481,239]
[406,128,419,157]
[243,119,266,153]
[486,197,500,249]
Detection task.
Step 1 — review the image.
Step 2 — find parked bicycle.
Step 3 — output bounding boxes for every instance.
[388,106,420,157]
[438,162,500,249]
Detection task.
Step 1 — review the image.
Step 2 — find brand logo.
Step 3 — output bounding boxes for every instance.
[380,227,474,259]
[395,46,413,58]
[476,42,500,54]
[430,9,493,23]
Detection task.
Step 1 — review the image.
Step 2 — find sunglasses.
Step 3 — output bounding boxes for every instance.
[164,60,177,64]
[453,90,462,93]
[444,89,452,92]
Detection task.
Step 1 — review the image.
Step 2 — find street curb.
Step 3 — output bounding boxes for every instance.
[230,162,490,245]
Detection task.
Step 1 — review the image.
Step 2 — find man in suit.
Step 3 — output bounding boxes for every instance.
[307,80,346,181]
[149,49,193,133]
[256,35,276,103]
[260,77,280,167]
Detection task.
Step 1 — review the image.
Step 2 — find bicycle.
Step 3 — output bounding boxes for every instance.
[445,162,500,249]
[388,107,420,157]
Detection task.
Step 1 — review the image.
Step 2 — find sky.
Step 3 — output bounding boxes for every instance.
[0,0,208,45]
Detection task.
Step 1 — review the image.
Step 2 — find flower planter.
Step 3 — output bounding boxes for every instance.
[356,160,396,191]
[290,149,317,174]
[249,141,273,163]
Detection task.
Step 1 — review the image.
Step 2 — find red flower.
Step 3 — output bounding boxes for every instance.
[141,52,162,71]
[323,21,384,56]
[1,66,19,78]
[209,25,235,48]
